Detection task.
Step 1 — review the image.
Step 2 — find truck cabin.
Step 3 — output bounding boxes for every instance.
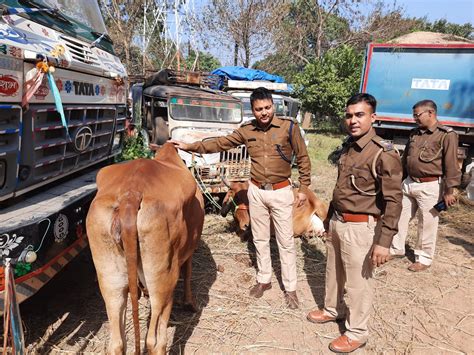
[222,80,301,123]
[133,70,250,194]
[140,85,242,145]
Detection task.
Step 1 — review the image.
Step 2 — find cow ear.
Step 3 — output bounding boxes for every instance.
[149,143,160,151]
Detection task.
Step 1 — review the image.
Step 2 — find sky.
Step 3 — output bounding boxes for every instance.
[395,0,474,24]
[179,0,474,66]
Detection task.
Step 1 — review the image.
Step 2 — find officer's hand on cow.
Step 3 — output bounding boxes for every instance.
[294,192,307,207]
[371,245,390,267]
[169,139,189,151]
[443,192,457,208]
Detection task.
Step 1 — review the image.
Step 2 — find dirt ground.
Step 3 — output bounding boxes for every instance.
[19,165,474,354]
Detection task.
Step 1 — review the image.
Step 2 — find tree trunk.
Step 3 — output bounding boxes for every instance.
[234,41,239,66]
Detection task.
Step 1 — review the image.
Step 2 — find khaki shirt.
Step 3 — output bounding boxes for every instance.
[332,129,403,248]
[403,123,461,189]
[187,116,312,191]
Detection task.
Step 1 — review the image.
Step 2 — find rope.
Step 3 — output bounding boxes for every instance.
[350,148,384,196]
[2,259,25,355]
[190,156,222,210]
[230,197,238,210]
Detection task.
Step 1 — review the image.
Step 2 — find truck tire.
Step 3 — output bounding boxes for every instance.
[140,128,150,148]
[152,117,169,145]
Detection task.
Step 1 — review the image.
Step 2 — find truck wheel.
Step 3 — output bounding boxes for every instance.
[152,117,169,145]
[140,128,150,148]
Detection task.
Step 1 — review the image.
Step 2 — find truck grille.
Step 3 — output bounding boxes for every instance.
[193,145,251,192]
[0,105,126,200]
[0,105,22,201]
[60,35,101,67]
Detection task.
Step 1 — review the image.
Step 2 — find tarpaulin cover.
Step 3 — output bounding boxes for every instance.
[211,66,285,90]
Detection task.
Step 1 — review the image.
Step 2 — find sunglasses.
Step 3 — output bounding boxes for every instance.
[413,110,431,119]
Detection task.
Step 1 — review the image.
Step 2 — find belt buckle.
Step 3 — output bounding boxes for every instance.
[262,183,273,191]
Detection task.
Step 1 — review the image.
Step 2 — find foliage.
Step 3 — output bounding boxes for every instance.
[294,45,363,120]
[269,0,358,64]
[421,19,474,39]
[117,134,152,162]
[194,0,285,67]
[184,50,221,72]
[252,53,301,83]
[100,0,182,74]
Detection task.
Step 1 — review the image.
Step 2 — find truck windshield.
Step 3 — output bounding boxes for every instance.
[169,97,242,123]
[3,0,111,51]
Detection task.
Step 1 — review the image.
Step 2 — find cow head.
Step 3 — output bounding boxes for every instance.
[220,181,251,241]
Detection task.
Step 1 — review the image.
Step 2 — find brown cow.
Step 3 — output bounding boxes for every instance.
[221,181,327,241]
[86,143,204,355]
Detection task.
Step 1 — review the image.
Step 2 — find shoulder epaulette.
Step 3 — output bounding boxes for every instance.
[240,119,255,127]
[372,136,394,151]
[279,116,297,124]
[438,125,454,133]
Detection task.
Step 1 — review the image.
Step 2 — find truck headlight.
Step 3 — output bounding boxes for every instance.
[112,133,122,151]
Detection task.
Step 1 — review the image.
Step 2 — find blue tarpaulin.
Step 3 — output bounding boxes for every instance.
[211,66,285,90]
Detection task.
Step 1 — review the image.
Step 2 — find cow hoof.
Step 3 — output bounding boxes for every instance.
[182,302,198,313]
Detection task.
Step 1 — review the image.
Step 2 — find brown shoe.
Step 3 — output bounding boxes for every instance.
[329,335,366,353]
[408,262,430,272]
[249,282,272,298]
[307,309,344,324]
[285,291,299,309]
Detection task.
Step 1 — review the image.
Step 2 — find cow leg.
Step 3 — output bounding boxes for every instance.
[147,296,174,355]
[181,256,197,312]
[145,278,176,355]
[89,230,129,354]
[100,280,128,355]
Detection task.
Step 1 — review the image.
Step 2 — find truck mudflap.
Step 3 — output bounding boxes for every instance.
[0,236,88,312]
[0,169,98,312]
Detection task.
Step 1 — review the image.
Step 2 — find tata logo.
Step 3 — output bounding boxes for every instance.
[411,78,450,91]
[73,126,93,152]
[73,81,95,96]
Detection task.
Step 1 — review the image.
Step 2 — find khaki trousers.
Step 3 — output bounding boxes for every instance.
[390,177,441,266]
[247,182,296,291]
[324,216,376,342]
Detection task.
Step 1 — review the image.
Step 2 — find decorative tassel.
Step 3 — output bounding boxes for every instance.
[47,71,69,140]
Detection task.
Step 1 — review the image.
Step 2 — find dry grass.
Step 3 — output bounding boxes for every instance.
[22,133,473,354]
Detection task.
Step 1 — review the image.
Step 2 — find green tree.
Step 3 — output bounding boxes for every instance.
[422,19,474,39]
[252,53,300,83]
[184,50,221,72]
[255,0,358,80]
[294,45,363,120]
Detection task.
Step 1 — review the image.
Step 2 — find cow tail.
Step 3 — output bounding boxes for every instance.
[115,190,142,355]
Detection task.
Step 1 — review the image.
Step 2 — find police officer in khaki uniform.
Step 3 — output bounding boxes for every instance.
[171,87,311,309]
[390,100,461,271]
[306,93,402,353]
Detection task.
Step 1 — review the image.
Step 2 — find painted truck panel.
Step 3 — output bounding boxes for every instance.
[361,44,474,131]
